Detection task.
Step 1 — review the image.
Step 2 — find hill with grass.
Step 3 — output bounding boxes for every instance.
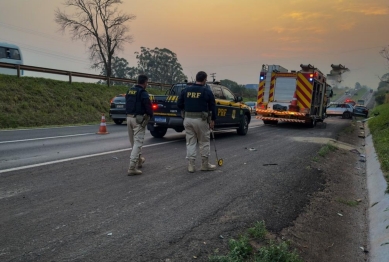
[0,75,166,129]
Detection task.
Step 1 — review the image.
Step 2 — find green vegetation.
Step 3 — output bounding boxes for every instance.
[368,103,389,185]
[0,74,166,129]
[318,143,338,157]
[247,221,267,239]
[220,79,257,102]
[336,198,360,207]
[209,221,302,262]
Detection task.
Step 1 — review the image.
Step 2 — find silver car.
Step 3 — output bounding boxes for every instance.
[245,101,257,115]
[326,103,353,119]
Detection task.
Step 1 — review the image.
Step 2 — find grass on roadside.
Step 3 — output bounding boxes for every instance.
[318,143,338,157]
[368,103,389,189]
[0,74,166,129]
[336,198,360,207]
[208,221,303,262]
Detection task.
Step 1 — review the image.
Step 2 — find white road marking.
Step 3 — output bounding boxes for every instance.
[0,124,97,131]
[0,133,95,144]
[0,140,180,174]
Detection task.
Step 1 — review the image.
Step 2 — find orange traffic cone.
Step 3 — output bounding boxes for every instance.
[97,113,109,134]
[289,91,299,112]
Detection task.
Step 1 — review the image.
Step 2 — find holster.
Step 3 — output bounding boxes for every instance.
[206,111,212,123]
[141,114,150,128]
[201,111,208,122]
[135,115,144,124]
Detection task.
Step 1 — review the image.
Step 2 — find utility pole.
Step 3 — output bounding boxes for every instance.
[210,73,216,82]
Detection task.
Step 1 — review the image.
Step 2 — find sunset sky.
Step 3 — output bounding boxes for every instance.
[1,0,389,89]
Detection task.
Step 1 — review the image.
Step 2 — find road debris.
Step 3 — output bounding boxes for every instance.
[263,163,278,166]
[337,213,343,217]
[349,149,360,154]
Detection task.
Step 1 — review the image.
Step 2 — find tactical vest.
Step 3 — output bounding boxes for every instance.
[126,86,145,115]
[184,85,208,112]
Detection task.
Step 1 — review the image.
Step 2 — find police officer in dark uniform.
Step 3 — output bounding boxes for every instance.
[177,71,217,173]
[126,74,153,175]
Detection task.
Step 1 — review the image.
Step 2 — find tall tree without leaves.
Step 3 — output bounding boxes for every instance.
[135,47,187,84]
[55,0,135,81]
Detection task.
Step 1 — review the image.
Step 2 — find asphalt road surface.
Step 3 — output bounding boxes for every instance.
[0,118,351,261]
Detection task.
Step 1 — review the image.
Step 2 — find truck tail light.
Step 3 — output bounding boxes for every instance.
[152,104,158,110]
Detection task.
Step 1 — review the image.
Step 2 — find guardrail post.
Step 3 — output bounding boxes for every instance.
[17,65,20,77]
[69,72,72,84]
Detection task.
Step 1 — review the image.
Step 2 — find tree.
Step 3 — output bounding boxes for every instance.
[135,47,186,84]
[55,0,136,80]
[98,56,137,86]
[220,79,257,99]
[379,45,389,83]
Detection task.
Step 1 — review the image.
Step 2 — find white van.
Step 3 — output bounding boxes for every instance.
[0,42,24,75]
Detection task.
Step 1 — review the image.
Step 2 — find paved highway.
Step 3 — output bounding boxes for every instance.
[0,118,351,261]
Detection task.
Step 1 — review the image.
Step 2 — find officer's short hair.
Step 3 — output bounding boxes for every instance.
[196,71,207,82]
[138,75,149,85]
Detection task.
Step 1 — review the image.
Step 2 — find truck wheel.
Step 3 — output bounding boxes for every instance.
[113,119,123,125]
[307,118,316,128]
[237,115,249,135]
[263,120,278,125]
[342,112,351,119]
[150,127,167,138]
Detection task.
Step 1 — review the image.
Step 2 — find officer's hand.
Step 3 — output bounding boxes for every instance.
[209,120,215,130]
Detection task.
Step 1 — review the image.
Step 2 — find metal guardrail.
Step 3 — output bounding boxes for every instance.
[0,62,172,89]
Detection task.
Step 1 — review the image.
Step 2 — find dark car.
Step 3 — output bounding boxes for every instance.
[353,105,369,118]
[109,94,126,125]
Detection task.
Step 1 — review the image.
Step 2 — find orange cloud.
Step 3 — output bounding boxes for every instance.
[286,12,332,20]
[268,26,327,34]
[337,4,389,15]
[339,21,357,31]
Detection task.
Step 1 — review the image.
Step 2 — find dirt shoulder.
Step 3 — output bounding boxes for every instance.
[280,120,369,262]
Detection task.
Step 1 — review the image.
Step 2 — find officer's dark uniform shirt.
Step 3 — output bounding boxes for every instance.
[177,83,216,121]
[125,85,153,117]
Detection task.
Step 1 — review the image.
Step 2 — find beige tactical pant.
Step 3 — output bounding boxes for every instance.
[184,117,210,160]
[127,116,145,167]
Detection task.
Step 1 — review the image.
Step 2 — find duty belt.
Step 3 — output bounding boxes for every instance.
[185,112,203,118]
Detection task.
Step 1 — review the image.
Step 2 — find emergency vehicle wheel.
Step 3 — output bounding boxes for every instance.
[237,115,249,135]
[308,119,316,128]
[263,120,278,125]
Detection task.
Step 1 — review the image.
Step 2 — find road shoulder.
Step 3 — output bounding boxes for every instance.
[280,120,369,261]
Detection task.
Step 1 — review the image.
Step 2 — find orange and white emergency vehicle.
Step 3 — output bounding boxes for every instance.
[256,64,333,127]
